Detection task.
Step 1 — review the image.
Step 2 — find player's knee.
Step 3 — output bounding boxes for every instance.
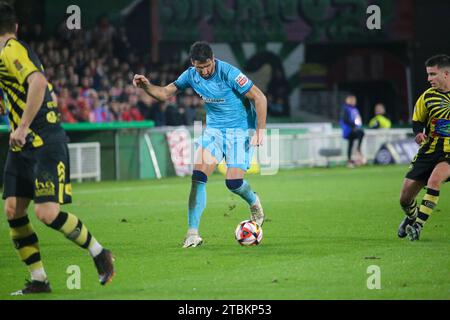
[35,207,51,224]
[226,179,243,191]
[4,202,17,220]
[35,204,59,225]
[399,194,414,207]
[399,198,409,208]
[192,170,208,184]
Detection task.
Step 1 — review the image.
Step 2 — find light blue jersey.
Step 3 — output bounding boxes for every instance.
[174,59,256,130]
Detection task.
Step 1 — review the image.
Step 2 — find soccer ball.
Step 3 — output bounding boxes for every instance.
[235,220,263,246]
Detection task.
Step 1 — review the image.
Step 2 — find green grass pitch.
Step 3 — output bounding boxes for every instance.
[0,165,449,300]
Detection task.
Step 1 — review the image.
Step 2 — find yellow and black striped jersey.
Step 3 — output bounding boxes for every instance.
[0,38,65,151]
[413,87,450,154]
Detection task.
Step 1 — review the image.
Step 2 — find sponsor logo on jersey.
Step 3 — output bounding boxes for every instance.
[235,73,248,87]
[203,97,225,103]
[199,93,225,103]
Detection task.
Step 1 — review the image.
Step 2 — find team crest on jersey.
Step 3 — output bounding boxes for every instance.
[235,73,248,87]
[13,59,23,71]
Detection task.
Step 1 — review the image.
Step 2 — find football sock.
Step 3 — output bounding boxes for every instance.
[416,188,439,226]
[401,199,417,219]
[226,179,257,206]
[46,211,103,257]
[188,170,207,230]
[8,215,47,281]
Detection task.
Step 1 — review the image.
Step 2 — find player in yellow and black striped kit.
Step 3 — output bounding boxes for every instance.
[398,54,450,241]
[0,2,114,294]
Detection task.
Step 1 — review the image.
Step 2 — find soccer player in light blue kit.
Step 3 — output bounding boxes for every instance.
[133,42,267,248]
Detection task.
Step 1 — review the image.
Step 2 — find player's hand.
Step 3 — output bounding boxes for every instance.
[250,128,266,147]
[415,132,427,145]
[9,126,28,148]
[133,74,150,89]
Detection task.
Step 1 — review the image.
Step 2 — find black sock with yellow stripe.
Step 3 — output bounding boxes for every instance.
[401,199,418,219]
[46,211,103,257]
[416,188,440,226]
[8,215,47,281]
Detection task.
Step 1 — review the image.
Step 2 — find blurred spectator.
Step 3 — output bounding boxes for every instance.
[164,96,183,126]
[58,88,77,123]
[179,89,197,125]
[369,103,392,129]
[137,91,155,120]
[109,100,122,121]
[193,95,206,123]
[89,92,112,122]
[93,16,116,53]
[266,69,289,115]
[125,94,144,121]
[151,102,167,126]
[339,94,366,168]
[268,95,286,116]
[120,103,141,121]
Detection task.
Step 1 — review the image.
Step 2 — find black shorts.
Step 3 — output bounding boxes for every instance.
[2,142,72,204]
[405,151,450,182]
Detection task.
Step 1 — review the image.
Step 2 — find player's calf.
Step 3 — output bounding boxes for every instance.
[45,211,114,283]
[226,179,264,226]
[226,179,257,206]
[184,170,208,247]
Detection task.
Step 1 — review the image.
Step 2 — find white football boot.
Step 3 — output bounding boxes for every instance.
[250,194,265,227]
[182,230,203,248]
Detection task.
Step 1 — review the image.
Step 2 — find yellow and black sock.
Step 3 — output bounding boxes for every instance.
[47,211,103,257]
[401,199,417,218]
[416,188,439,226]
[8,215,47,281]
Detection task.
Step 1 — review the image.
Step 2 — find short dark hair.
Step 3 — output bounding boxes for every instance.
[425,54,450,69]
[189,41,213,63]
[0,1,16,35]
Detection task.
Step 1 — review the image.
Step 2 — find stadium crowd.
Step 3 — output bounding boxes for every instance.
[15,18,206,126]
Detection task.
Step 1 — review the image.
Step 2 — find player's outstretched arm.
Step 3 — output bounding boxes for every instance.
[132,74,177,102]
[245,84,267,146]
[10,72,47,148]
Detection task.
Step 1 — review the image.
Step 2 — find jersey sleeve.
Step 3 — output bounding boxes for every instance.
[2,40,40,85]
[412,92,428,123]
[173,69,191,91]
[225,64,254,95]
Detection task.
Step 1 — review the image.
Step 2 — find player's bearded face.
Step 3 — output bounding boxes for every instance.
[193,59,215,79]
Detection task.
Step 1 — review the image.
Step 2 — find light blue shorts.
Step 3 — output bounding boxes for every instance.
[196,127,254,171]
